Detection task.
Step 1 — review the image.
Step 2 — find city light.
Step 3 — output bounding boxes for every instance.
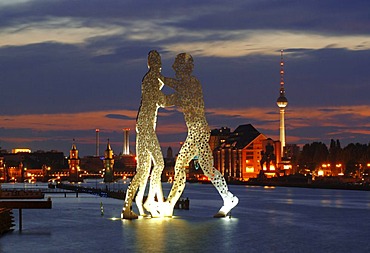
[245,167,254,173]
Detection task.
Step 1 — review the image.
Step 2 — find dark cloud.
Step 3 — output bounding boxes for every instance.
[1,0,369,35]
[105,114,135,120]
[287,48,370,107]
[157,0,370,35]
[0,42,144,114]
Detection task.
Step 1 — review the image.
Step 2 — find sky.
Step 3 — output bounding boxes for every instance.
[1,0,370,156]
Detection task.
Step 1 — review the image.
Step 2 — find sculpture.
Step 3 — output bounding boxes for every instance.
[160,53,239,218]
[122,51,238,219]
[121,50,170,219]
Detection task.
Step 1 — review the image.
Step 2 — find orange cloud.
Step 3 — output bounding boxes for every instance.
[1,104,369,146]
[0,110,137,132]
[207,104,370,129]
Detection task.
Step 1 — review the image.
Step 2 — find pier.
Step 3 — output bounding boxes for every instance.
[0,199,52,232]
[55,183,190,209]
[0,208,14,235]
[56,183,125,199]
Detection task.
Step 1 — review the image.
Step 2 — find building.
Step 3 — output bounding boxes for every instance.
[282,144,300,174]
[209,127,230,151]
[103,139,114,182]
[68,141,81,182]
[213,124,281,180]
[163,147,176,182]
[0,150,67,182]
[0,158,5,183]
[11,148,31,154]
[6,163,23,183]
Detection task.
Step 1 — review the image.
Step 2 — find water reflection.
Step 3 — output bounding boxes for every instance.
[120,216,239,253]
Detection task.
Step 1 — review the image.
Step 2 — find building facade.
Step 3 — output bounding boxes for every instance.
[68,142,81,182]
[213,124,281,180]
[103,140,115,182]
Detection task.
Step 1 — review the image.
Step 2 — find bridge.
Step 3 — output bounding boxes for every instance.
[55,183,125,199]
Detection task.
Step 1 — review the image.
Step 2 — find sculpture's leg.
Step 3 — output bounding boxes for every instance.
[122,147,150,219]
[144,140,165,217]
[121,174,140,219]
[163,140,196,217]
[209,168,239,218]
[198,142,239,218]
[144,167,164,217]
[135,171,149,216]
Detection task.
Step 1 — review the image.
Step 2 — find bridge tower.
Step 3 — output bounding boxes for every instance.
[68,140,81,182]
[103,139,115,183]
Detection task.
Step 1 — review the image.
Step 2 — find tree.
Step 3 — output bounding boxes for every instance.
[298,142,328,172]
[328,139,343,174]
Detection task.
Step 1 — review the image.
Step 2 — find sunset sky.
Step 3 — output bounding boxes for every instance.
[1,0,370,156]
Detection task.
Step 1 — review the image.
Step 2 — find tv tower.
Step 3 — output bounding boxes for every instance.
[276,49,288,157]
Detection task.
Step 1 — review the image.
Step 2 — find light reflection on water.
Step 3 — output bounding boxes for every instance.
[0,183,369,253]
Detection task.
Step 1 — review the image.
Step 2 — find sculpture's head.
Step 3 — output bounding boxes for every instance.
[173,53,193,78]
[148,50,161,71]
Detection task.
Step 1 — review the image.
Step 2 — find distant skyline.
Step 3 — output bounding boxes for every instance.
[1,0,370,156]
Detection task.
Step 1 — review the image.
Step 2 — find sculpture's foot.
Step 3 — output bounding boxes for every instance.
[137,206,146,217]
[213,195,239,218]
[121,208,139,220]
[161,201,174,217]
[141,213,151,218]
[144,201,163,218]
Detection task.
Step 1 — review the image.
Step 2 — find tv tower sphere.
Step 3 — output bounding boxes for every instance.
[277,90,288,108]
[277,49,288,108]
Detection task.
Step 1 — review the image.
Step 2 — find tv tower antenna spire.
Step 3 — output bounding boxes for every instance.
[280,50,285,89]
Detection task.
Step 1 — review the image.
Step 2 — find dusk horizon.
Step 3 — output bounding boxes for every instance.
[1,0,370,156]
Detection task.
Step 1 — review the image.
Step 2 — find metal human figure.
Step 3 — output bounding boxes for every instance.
[161,53,239,217]
[121,50,169,219]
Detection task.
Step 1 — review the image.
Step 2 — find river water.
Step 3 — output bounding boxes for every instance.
[0,182,369,253]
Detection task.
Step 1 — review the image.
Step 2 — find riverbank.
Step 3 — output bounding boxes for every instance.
[240,175,370,191]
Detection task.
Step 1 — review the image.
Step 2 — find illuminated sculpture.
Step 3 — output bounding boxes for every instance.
[121,50,169,219]
[160,53,239,218]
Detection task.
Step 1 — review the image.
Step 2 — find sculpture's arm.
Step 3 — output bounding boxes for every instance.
[159,76,178,90]
[163,93,177,107]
